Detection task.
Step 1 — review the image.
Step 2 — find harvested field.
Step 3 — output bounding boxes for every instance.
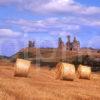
[0,65,100,100]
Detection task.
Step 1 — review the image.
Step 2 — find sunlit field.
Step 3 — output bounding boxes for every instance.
[0,64,100,100]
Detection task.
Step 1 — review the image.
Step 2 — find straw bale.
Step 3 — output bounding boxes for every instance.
[14,59,31,77]
[77,65,91,80]
[56,62,75,81]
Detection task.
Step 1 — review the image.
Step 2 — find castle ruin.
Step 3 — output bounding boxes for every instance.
[58,35,80,51]
[66,35,80,51]
[58,37,65,49]
[28,35,80,51]
[28,41,35,48]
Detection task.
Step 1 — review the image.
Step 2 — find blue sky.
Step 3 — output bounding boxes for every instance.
[0,0,100,56]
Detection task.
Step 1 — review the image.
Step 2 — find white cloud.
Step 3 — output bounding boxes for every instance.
[66,17,100,27]
[20,0,100,15]
[0,0,13,4]
[50,31,70,36]
[0,0,100,15]
[4,15,100,38]
[0,0,22,5]
[6,15,100,34]
[0,29,22,37]
[6,17,80,33]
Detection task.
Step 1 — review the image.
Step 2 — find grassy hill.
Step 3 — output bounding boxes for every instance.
[10,47,100,71]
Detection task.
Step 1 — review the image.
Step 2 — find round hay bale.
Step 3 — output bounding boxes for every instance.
[77,65,92,80]
[14,59,31,77]
[55,62,75,81]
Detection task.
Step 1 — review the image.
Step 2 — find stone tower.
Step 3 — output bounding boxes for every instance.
[57,37,65,61]
[67,35,70,42]
[72,36,80,51]
[66,35,72,50]
[28,41,35,48]
[32,41,35,47]
[58,37,64,49]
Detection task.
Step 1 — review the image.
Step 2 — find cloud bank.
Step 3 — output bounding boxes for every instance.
[0,0,100,15]
[0,29,22,38]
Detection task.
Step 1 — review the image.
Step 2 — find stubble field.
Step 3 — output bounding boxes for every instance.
[0,64,100,100]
